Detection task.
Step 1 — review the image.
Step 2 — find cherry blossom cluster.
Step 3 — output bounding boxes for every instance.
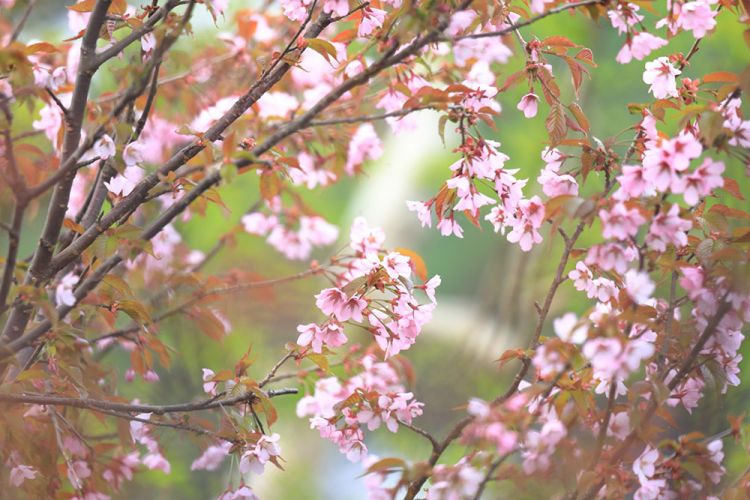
[296,216,440,357]
[190,433,281,500]
[241,196,339,260]
[631,440,724,499]
[609,0,718,66]
[615,115,724,204]
[408,135,546,252]
[297,354,424,462]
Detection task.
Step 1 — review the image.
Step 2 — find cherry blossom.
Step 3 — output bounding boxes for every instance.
[645,204,691,251]
[616,32,668,64]
[553,313,588,344]
[345,124,384,175]
[642,57,681,99]
[624,270,655,304]
[93,134,116,160]
[358,8,387,37]
[673,0,719,38]
[517,93,539,118]
[239,433,281,475]
[104,166,144,197]
[9,464,37,487]
[55,272,80,307]
[599,202,645,241]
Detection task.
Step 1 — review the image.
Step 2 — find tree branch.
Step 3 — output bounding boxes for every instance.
[1,0,113,346]
[449,0,606,41]
[0,387,298,415]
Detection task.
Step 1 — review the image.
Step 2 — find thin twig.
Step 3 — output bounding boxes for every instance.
[9,0,38,42]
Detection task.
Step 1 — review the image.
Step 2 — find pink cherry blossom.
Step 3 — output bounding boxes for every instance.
[407,200,433,228]
[675,0,718,38]
[104,166,144,197]
[646,204,691,251]
[437,217,464,238]
[614,164,651,200]
[350,216,386,256]
[422,275,441,304]
[55,272,79,307]
[553,313,588,344]
[323,0,349,17]
[256,91,298,120]
[94,134,116,160]
[517,93,539,118]
[9,464,37,487]
[446,10,478,36]
[358,8,386,37]
[280,0,312,21]
[32,102,64,144]
[218,485,259,500]
[616,32,667,64]
[608,3,643,34]
[675,157,724,206]
[289,152,336,188]
[606,412,630,440]
[123,142,145,166]
[201,368,218,395]
[141,32,156,53]
[537,162,578,198]
[345,123,383,175]
[506,196,544,251]
[532,343,567,378]
[240,433,281,475]
[299,216,339,246]
[241,213,278,236]
[315,288,367,322]
[599,202,645,241]
[142,452,171,474]
[643,57,681,99]
[381,252,412,280]
[522,418,567,474]
[427,458,484,499]
[569,261,594,292]
[633,446,659,482]
[585,242,637,273]
[624,270,655,304]
[297,322,347,353]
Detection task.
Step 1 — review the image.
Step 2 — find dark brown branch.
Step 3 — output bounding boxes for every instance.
[45,87,69,116]
[258,351,296,388]
[0,387,298,415]
[450,0,606,41]
[1,0,113,346]
[132,62,162,141]
[92,0,182,68]
[306,106,434,127]
[0,1,199,357]
[0,204,24,315]
[472,451,515,500]
[590,378,618,467]
[399,420,439,451]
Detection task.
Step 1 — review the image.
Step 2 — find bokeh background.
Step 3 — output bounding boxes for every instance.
[1,1,749,498]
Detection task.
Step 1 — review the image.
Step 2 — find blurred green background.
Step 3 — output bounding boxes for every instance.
[1,0,749,498]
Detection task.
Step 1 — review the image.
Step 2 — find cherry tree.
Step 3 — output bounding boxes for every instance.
[0,0,749,498]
